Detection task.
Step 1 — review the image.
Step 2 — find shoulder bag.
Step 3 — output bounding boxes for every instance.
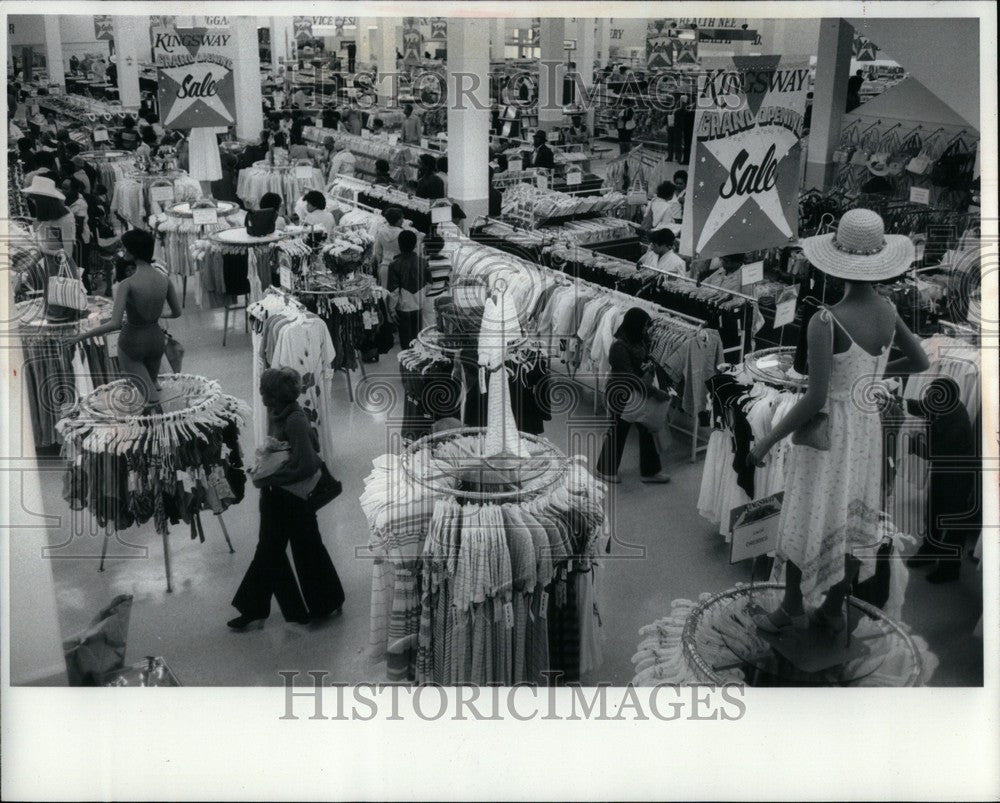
[47,250,88,312]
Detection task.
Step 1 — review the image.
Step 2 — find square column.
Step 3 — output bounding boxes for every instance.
[491,19,506,61]
[375,19,398,102]
[805,18,854,189]
[446,18,491,220]
[43,16,64,89]
[270,17,292,73]
[537,18,566,131]
[112,16,144,109]
[596,18,611,67]
[574,18,596,132]
[231,17,264,140]
[356,17,374,65]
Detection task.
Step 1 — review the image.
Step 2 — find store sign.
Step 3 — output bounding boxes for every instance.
[197,16,230,28]
[292,17,313,42]
[698,28,759,44]
[680,56,810,259]
[672,33,699,65]
[310,16,355,27]
[646,21,674,71]
[94,15,114,41]
[153,26,236,130]
[729,492,783,564]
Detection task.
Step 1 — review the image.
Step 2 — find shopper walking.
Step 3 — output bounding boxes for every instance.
[230,367,346,630]
[68,228,182,409]
[387,229,430,349]
[747,209,929,634]
[596,307,672,484]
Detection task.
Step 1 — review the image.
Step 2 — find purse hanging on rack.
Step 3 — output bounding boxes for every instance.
[930,133,975,190]
[832,120,859,164]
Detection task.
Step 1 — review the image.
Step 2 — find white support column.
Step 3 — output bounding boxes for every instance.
[537,18,567,131]
[805,18,853,189]
[375,19,398,103]
[446,18,491,221]
[490,18,506,62]
[231,17,264,140]
[270,17,291,73]
[574,18,596,133]
[596,18,611,67]
[356,17,374,65]
[43,15,64,89]
[112,16,143,109]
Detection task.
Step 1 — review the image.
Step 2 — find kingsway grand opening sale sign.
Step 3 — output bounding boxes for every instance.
[152,25,237,130]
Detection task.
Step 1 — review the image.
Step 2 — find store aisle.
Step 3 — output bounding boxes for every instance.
[34,301,982,686]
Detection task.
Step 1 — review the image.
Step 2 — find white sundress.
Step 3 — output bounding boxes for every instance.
[776,306,892,604]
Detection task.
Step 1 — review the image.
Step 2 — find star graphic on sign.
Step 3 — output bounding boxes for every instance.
[695,125,798,253]
[159,61,234,127]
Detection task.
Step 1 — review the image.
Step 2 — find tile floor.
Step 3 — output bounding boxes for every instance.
[15,295,983,687]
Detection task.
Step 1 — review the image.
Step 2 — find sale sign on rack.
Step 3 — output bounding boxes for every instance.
[680,55,810,260]
[152,25,236,129]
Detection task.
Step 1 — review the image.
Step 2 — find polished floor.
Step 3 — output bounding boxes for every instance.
[17,296,984,687]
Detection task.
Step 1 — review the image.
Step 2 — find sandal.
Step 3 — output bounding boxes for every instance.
[752,605,808,633]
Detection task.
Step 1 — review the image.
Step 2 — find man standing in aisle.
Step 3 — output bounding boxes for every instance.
[530,130,556,170]
[401,103,423,144]
[346,41,357,73]
[846,69,864,112]
[673,97,694,165]
[638,229,686,278]
[700,253,747,294]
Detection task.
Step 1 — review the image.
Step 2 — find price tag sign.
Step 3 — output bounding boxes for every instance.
[279,266,293,289]
[191,208,218,225]
[741,261,764,285]
[566,171,582,186]
[93,129,109,143]
[536,174,548,190]
[388,133,400,145]
[295,165,314,179]
[508,158,523,172]
[431,205,451,224]
[729,492,783,564]
[909,186,931,205]
[420,137,429,149]
[150,185,174,203]
[773,292,798,328]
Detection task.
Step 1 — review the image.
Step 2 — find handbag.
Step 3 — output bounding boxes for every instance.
[162,329,184,372]
[307,462,342,512]
[246,208,278,237]
[47,250,88,312]
[791,411,831,451]
[621,370,671,431]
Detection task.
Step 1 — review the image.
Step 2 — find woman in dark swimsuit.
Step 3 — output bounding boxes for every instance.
[69,229,182,408]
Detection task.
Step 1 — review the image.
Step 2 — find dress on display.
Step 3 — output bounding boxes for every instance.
[776,308,892,603]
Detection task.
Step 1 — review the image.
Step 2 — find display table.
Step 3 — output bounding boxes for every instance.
[630,584,937,687]
[16,296,117,449]
[236,161,325,210]
[111,169,203,227]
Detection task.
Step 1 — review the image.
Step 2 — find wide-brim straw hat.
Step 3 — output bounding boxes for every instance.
[800,208,914,281]
[21,175,65,200]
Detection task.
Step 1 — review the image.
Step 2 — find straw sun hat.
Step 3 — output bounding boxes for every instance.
[800,208,915,281]
[21,175,66,200]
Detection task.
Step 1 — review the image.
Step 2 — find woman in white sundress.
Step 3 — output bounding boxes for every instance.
[746,209,929,634]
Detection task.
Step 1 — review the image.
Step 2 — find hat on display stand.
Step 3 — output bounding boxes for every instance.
[800,208,915,281]
[22,175,66,200]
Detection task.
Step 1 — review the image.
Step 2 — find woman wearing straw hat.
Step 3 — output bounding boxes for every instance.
[21,175,81,319]
[746,209,929,635]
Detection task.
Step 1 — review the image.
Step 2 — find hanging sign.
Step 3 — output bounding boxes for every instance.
[909,186,931,205]
[852,33,880,61]
[94,16,115,41]
[429,18,447,41]
[729,492,783,564]
[772,285,799,328]
[741,260,764,285]
[646,21,674,71]
[672,33,699,65]
[566,171,583,186]
[279,266,293,289]
[508,158,523,173]
[431,205,452,224]
[402,18,422,68]
[680,56,810,260]
[292,17,313,42]
[152,25,237,130]
[150,185,175,202]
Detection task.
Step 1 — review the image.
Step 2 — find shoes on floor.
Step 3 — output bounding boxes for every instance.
[753,605,808,633]
[640,472,671,484]
[596,472,621,484]
[927,562,961,584]
[227,615,266,631]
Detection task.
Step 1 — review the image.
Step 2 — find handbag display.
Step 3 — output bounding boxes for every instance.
[47,250,88,312]
[791,411,831,451]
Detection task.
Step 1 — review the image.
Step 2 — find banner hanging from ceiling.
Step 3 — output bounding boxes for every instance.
[672,33,699,65]
[680,55,810,259]
[402,18,422,67]
[429,17,447,41]
[292,17,313,42]
[646,21,673,70]
[152,25,236,130]
[853,33,880,61]
[94,15,114,41]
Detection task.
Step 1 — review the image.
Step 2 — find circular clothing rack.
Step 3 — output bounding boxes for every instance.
[78,373,224,422]
[399,427,569,503]
[743,346,808,390]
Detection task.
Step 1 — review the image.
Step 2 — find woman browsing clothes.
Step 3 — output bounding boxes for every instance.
[747,209,929,634]
[229,367,346,630]
[68,229,182,410]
